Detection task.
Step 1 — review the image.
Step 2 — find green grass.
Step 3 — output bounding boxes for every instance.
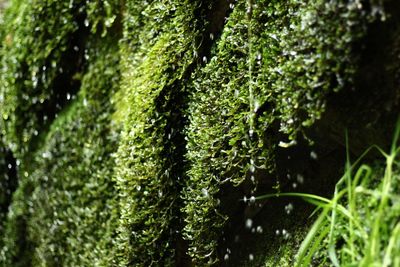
[258,123,400,267]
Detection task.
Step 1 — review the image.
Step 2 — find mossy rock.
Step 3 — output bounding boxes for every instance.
[0,0,399,266]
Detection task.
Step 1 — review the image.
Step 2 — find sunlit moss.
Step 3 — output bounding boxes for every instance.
[113,0,207,264]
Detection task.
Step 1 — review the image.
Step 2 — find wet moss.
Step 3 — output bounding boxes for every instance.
[183,0,384,264]
[113,1,212,265]
[0,0,397,266]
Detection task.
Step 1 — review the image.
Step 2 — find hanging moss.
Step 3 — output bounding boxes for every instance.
[1,37,121,266]
[0,0,122,266]
[0,0,397,266]
[0,0,121,157]
[183,0,384,264]
[113,1,212,265]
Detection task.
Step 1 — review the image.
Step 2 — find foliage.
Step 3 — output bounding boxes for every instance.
[0,0,396,266]
[259,126,400,267]
[113,1,213,265]
[183,0,384,264]
[0,1,122,265]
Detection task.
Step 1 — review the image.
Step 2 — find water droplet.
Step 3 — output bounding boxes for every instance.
[224,254,229,261]
[249,254,254,261]
[296,174,304,184]
[285,203,294,214]
[249,165,256,173]
[202,56,207,63]
[84,19,89,27]
[292,183,297,189]
[209,33,214,40]
[256,226,263,233]
[73,46,79,52]
[249,196,256,204]
[7,164,12,169]
[249,129,254,137]
[245,218,253,229]
[201,188,209,197]
[310,151,318,160]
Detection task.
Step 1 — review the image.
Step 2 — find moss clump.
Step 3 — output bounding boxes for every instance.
[0,0,395,266]
[113,0,214,265]
[0,1,122,265]
[183,0,384,264]
[0,0,121,157]
[1,37,121,266]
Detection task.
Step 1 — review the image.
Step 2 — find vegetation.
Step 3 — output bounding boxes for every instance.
[260,126,400,266]
[0,0,399,266]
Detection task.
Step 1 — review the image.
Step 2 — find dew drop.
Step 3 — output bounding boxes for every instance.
[201,188,209,197]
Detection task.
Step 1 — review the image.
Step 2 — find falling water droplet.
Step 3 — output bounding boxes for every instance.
[245,218,253,229]
[296,174,304,184]
[310,151,318,160]
[285,203,294,214]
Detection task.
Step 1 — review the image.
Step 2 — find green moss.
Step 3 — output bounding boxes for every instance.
[0,0,393,266]
[113,1,210,265]
[183,0,383,264]
[0,0,121,157]
[0,1,122,264]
